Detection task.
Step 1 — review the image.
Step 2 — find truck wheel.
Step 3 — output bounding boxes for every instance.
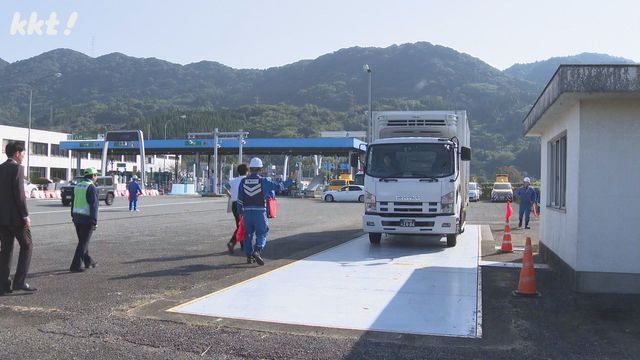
[358,195,364,202]
[446,234,457,247]
[105,193,114,206]
[325,194,334,202]
[62,199,70,206]
[369,232,382,245]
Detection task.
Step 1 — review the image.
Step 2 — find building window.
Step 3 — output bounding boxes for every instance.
[50,168,67,181]
[29,167,46,180]
[123,155,137,163]
[51,144,68,157]
[2,139,25,153]
[72,150,89,159]
[31,142,49,156]
[548,133,567,209]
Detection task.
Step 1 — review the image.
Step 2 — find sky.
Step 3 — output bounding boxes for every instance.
[1,0,638,70]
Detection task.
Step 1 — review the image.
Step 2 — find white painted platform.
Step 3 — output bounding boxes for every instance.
[169,225,481,337]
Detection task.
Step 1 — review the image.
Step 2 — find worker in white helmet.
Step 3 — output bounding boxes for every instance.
[237,157,296,265]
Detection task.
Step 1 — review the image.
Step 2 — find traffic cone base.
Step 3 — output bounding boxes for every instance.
[500,224,513,253]
[512,236,541,297]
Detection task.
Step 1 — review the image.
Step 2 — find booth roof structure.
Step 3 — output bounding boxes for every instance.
[59,137,367,156]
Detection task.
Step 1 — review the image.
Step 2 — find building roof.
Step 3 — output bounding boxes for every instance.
[59,137,366,156]
[523,65,640,136]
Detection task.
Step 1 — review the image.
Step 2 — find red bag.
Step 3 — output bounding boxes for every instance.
[236,215,246,243]
[266,197,278,218]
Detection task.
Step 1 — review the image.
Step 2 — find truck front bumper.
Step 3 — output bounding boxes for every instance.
[363,214,458,235]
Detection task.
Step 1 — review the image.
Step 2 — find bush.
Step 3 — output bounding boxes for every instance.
[31,177,52,185]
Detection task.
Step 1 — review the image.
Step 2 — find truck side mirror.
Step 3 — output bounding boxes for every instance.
[349,153,360,168]
[461,147,471,161]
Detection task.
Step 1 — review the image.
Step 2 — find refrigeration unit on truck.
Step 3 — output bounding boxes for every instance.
[360,111,471,247]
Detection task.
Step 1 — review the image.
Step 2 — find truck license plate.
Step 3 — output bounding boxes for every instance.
[65,195,71,200]
[400,219,415,227]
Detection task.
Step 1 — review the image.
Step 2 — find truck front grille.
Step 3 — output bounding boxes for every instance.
[377,202,439,213]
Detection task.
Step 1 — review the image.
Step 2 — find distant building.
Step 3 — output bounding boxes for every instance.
[0,125,138,181]
[523,65,640,293]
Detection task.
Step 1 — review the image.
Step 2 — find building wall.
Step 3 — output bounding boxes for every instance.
[577,98,640,274]
[538,103,581,269]
[0,125,137,181]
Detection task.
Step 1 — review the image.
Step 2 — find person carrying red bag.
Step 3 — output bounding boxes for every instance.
[226,164,248,254]
[237,158,295,265]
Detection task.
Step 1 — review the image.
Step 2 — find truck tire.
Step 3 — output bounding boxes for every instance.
[105,193,114,206]
[446,234,457,247]
[369,232,382,245]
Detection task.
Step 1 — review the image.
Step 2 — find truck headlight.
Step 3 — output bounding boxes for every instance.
[365,191,376,211]
[441,190,454,213]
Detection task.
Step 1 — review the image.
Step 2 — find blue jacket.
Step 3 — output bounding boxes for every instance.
[128,181,143,198]
[237,174,292,214]
[515,186,537,207]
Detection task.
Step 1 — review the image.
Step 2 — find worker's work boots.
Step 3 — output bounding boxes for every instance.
[252,251,264,266]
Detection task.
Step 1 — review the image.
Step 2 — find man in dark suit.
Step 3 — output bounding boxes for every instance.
[0,141,37,295]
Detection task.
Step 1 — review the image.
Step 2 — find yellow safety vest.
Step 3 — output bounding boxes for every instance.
[72,179,93,216]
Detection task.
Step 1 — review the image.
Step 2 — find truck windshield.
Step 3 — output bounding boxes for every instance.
[366,143,454,178]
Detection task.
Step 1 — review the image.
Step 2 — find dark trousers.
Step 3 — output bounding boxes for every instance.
[129,196,138,210]
[229,201,240,244]
[0,225,33,289]
[70,223,95,270]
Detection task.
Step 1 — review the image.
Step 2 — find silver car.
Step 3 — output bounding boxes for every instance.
[468,182,481,202]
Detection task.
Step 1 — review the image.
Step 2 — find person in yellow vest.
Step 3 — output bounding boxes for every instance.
[69,167,99,272]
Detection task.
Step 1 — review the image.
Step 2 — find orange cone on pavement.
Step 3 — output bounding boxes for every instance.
[500,224,513,253]
[513,236,541,297]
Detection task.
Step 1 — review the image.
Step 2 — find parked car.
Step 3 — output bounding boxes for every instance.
[23,180,38,198]
[468,182,481,202]
[324,185,364,202]
[491,182,513,202]
[326,179,353,191]
[60,176,116,206]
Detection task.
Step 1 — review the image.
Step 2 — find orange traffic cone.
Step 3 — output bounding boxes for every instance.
[513,236,541,297]
[500,224,513,253]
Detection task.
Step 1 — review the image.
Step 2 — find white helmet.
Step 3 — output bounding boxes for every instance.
[249,157,263,168]
[523,177,531,183]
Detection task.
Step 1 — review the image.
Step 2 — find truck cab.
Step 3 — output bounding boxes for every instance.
[362,111,470,247]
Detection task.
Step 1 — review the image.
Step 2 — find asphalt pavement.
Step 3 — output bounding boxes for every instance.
[0,196,637,359]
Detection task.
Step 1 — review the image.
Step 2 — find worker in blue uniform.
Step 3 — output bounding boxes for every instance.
[127,176,143,212]
[514,177,537,229]
[237,157,295,265]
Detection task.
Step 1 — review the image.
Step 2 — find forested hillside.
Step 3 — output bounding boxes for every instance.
[1,43,633,180]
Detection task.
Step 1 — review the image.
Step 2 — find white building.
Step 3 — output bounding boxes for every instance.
[523,65,640,293]
[0,125,138,181]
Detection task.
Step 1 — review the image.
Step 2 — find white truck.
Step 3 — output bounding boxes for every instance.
[360,111,471,247]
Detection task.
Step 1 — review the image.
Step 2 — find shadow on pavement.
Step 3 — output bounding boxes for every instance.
[108,229,362,281]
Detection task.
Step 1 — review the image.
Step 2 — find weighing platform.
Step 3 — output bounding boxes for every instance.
[169,225,481,337]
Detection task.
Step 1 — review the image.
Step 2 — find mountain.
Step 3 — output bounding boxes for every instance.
[0,58,7,69]
[504,52,636,88]
[9,44,635,180]
[0,43,537,133]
